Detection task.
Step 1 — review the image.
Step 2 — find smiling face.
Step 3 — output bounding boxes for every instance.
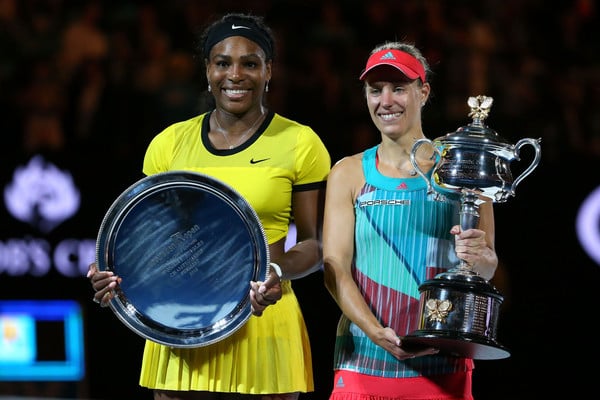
[364,66,430,141]
[206,36,272,116]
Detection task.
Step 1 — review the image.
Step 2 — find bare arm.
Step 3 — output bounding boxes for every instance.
[322,156,436,360]
[250,185,326,315]
[275,187,326,280]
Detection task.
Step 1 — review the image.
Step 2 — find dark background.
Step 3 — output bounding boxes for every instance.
[0,0,598,399]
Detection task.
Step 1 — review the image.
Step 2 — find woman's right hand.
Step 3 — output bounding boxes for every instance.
[374,326,439,361]
[87,262,121,307]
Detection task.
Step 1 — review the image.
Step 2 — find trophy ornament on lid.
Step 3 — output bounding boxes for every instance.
[403,95,541,360]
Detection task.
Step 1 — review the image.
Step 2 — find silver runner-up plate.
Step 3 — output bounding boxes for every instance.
[95,171,269,348]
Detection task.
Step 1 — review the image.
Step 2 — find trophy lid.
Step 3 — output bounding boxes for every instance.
[438,96,509,147]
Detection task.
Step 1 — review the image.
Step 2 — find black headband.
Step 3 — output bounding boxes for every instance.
[203,17,273,60]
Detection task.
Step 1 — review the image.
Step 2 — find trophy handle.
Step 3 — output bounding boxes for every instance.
[410,138,440,194]
[511,138,542,194]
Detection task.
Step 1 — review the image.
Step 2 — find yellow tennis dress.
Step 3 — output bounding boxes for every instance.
[138,111,331,394]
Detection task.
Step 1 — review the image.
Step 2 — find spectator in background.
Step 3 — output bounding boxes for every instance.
[56,1,107,83]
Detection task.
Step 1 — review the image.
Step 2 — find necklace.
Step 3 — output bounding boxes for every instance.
[213,109,265,149]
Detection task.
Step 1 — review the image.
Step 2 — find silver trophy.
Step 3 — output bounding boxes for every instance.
[403,95,541,360]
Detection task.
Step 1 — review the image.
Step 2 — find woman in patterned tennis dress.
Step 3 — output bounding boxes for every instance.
[322,41,498,400]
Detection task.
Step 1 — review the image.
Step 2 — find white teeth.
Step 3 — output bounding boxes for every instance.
[380,113,401,121]
[224,89,248,95]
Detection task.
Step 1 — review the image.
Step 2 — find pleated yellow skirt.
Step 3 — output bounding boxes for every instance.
[139,280,314,394]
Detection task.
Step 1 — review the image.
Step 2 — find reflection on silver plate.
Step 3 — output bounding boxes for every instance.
[96,171,269,348]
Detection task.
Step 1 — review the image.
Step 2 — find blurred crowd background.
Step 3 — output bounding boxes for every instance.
[0,0,598,399]
[1,0,598,169]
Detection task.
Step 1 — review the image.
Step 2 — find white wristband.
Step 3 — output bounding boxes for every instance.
[268,262,283,279]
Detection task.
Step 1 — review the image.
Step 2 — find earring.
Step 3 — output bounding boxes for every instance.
[265,81,270,93]
[208,84,212,92]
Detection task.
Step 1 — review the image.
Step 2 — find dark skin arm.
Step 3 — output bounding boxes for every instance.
[249,187,325,315]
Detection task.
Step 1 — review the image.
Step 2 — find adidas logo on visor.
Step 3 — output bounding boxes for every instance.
[380,51,396,60]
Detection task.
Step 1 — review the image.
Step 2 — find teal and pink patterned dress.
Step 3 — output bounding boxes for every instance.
[333,145,474,379]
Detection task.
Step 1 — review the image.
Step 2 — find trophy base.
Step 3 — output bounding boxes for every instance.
[406,273,510,360]
[402,330,510,360]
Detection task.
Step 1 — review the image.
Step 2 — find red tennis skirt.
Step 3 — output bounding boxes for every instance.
[329,369,473,400]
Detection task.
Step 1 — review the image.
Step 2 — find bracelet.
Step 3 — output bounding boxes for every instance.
[268,262,283,279]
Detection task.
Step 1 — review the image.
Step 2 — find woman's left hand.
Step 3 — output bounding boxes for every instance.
[249,271,282,316]
[451,225,498,280]
[452,226,487,262]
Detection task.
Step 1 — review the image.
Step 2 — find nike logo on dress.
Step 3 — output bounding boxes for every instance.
[231,24,250,30]
[250,158,270,164]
